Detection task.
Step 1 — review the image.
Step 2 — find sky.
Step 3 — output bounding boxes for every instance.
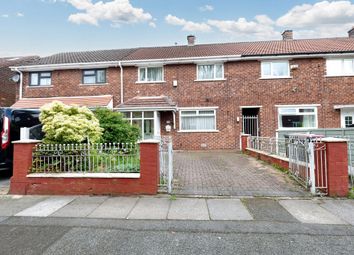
[1,0,354,57]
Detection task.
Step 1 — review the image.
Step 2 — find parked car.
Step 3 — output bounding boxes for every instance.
[0,108,42,172]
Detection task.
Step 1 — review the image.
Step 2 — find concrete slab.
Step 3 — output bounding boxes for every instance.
[50,196,108,218]
[88,197,138,219]
[243,198,298,223]
[0,196,47,216]
[207,199,253,221]
[15,197,75,217]
[320,200,354,225]
[279,200,347,225]
[168,198,209,220]
[128,197,170,220]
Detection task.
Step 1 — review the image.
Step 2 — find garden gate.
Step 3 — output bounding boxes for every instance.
[159,136,173,193]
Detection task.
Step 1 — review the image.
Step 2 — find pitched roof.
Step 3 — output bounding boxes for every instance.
[11,95,113,109]
[15,37,354,67]
[0,56,39,68]
[117,96,177,110]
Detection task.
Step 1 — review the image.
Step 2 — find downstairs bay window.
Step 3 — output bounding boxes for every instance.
[278,107,317,129]
[180,108,217,132]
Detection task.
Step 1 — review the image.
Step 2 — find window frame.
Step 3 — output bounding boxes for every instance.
[82,69,107,84]
[326,58,354,77]
[277,106,318,130]
[29,72,52,86]
[179,107,218,132]
[261,60,290,79]
[137,66,164,83]
[196,63,224,81]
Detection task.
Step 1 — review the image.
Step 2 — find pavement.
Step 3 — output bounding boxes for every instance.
[0,195,354,254]
[173,151,307,197]
[0,195,353,225]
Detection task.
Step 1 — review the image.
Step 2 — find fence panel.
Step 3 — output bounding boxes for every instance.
[31,143,140,173]
[160,136,173,193]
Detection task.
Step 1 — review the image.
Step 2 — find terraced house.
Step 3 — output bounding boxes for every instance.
[10,29,354,150]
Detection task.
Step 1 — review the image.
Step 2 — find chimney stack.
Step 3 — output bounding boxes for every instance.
[187,35,196,46]
[348,27,354,38]
[282,30,293,40]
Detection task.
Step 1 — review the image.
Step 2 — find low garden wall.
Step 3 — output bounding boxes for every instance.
[10,140,160,195]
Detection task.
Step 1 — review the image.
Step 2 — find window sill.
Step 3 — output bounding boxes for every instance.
[177,130,219,133]
[259,76,292,80]
[194,79,226,82]
[79,83,109,86]
[135,81,166,84]
[324,75,354,78]
[28,85,53,88]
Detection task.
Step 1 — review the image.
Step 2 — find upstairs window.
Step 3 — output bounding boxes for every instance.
[278,107,317,129]
[30,72,51,86]
[326,59,354,76]
[138,67,163,82]
[197,64,224,80]
[82,69,106,84]
[261,61,290,78]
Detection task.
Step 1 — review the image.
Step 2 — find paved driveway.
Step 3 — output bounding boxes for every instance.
[173,151,307,197]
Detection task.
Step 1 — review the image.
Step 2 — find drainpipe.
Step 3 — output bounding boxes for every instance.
[119,61,124,104]
[13,68,23,100]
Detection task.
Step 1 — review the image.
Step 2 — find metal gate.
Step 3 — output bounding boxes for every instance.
[242,115,259,136]
[159,136,173,193]
[288,137,328,195]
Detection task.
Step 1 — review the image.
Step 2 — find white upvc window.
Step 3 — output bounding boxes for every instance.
[326,58,354,76]
[179,108,217,132]
[122,111,155,139]
[197,63,224,80]
[138,66,164,82]
[261,61,290,78]
[340,109,354,128]
[278,106,317,129]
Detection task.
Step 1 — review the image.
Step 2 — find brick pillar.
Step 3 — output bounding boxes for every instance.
[138,139,160,194]
[10,140,40,194]
[240,134,250,152]
[322,138,349,197]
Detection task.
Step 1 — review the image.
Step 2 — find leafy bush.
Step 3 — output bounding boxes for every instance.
[94,108,140,144]
[40,101,102,144]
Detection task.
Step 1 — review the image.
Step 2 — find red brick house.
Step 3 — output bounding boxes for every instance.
[10,29,354,150]
[0,56,39,107]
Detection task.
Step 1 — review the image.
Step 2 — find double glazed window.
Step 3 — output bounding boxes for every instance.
[197,64,224,80]
[180,109,216,131]
[326,59,354,76]
[138,67,163,82]
[82,69,106,84]
[278,107,317,129]
[261,61,290,78]
[30,72,51,86]
[122,111,155,139]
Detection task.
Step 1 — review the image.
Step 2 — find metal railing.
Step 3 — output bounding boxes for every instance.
[160,136,173,193]
[248,136,289,158]
[31,143,140,174]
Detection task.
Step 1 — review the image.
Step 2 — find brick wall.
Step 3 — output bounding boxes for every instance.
[20,58,354,150]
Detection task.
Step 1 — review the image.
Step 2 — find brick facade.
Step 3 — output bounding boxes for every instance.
[19,58,354,150]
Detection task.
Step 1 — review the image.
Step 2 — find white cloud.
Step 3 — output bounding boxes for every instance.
[16,12,24,17]
[207,15,278,40]
[277,1,354,28]
[165,14,212,32]
[199,5,214,12]
[67,0,154,27]
[1,14,9,18]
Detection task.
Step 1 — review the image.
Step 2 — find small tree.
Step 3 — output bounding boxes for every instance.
[40,101,102,144]
[94,108,140,144]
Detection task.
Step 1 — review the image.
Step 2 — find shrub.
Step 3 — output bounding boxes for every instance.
[94,108,140,144]
[40,101,102,144]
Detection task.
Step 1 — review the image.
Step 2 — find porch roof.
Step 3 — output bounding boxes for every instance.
[116,96,177,111]
[11,95,113,109]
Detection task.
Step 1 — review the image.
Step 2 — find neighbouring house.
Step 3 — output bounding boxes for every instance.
[0,56,39,107]
[9,28,354,150]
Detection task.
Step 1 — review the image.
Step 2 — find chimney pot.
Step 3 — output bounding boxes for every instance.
[187,35,196,46]
[348,27,354,38]
[282,30,293,41]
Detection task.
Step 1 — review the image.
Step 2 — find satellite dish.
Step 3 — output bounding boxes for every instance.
[11,74,20,83]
